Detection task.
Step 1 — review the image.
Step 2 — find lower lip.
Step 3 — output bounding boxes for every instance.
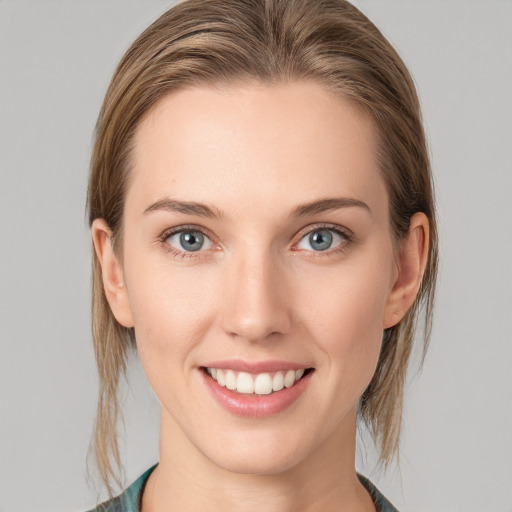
[200,369,313,418]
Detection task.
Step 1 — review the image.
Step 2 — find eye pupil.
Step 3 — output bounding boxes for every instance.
[309,230,332,251]
[180,231,204,251]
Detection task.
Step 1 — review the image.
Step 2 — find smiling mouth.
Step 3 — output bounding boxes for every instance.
[202,367,314,396]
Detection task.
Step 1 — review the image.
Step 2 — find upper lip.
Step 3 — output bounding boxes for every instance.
[202,359,312,373]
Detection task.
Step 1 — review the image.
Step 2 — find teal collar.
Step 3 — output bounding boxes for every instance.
[89,464,399,512]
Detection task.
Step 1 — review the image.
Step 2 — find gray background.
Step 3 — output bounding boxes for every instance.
[1,1,511,511]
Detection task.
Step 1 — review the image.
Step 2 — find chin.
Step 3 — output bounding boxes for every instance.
[208,448,303,476]
[197,428,315,476]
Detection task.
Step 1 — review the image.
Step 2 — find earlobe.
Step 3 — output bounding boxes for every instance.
[91,219,134,328]
[383,212,429,329]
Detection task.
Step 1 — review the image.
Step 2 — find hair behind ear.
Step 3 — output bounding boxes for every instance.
[360,212,435,465]
[87,250,135,498]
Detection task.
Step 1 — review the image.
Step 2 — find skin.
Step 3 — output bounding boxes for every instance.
[93,81,429,512]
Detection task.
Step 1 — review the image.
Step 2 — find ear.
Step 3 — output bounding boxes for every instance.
[383,212,429,329]
[91,219,134,328]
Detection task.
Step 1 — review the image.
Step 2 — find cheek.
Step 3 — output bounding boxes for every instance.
[296,251,393,385]
[122,256,218,369]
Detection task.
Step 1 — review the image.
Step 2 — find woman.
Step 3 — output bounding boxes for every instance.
[87,0,437,510]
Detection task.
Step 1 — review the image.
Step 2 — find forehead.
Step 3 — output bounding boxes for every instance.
[127,80,386,219]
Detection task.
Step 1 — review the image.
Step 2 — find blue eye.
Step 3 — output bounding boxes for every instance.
[297,228,345,252]
[166,230,213,252]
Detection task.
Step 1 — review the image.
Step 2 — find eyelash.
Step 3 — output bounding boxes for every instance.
[158,224,213,260]
[158,223,354,261]
[293,223,354,260]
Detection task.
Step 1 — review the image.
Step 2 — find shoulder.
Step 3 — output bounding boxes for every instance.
[86,464,158,512]
[357,473,400,512]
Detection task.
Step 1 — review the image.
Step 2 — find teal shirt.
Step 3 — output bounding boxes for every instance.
[88,464,399,512]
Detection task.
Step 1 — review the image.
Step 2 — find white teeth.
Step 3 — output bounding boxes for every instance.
[254,373,273,395]
[284,370,296,388]
[225,370,237,390]
[236,372,254,394]
[216,369,226,387]
[207,367,308,395]
[272,372,284,391]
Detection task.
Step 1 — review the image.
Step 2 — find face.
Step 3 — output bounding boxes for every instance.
[101,81,406,475]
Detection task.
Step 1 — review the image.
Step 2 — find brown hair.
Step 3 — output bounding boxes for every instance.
[88,0,438,497]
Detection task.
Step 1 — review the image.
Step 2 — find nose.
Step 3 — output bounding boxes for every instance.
[220,248,292,343]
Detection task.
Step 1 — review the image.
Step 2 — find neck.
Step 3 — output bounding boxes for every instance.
[142,408,375,512]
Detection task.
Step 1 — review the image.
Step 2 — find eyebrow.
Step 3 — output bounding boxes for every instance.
[289,197,371,218]
[143,196,370,219]
[143,198,224,219]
